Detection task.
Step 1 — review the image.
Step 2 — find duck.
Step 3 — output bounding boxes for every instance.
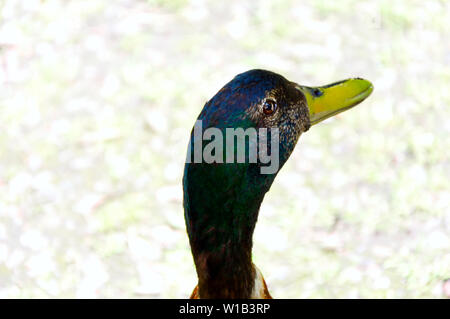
[183,69,373,299]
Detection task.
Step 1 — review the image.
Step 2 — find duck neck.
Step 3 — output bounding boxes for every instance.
[189,199,262,299]
[193,234,256,299]
[184,163,273,298]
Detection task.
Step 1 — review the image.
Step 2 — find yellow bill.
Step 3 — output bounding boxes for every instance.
[296,78,373,125]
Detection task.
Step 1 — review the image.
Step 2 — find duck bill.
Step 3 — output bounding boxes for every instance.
[296,78,373,125]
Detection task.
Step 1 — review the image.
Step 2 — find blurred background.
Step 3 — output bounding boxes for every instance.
[0,0,449,298]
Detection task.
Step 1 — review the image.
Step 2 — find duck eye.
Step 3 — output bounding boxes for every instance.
[262,99,277,115]
[312,88,323,97]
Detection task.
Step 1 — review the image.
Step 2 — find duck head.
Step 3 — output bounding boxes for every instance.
[183,69,373,298]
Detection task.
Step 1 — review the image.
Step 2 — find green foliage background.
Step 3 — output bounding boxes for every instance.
[0,0,449,298]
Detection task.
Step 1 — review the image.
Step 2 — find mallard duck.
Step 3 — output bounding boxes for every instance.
[183,69,373,299]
